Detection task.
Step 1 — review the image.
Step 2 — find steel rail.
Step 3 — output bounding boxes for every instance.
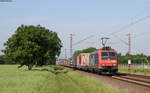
[112,76,150,88]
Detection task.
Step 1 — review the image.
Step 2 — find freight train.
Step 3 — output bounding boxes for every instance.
[61,46,118,74]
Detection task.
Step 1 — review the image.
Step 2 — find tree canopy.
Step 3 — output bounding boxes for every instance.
[3,25,62,70]
[73,47,97,57]
[118,54,149,64]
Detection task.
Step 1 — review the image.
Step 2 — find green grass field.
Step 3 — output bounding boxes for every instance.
[119,68,150,75]
[0,65,121,93]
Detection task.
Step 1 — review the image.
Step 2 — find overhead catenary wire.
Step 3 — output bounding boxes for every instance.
[112,29,150,46]
[108,13,150,47]
[132,30,150,38]
[72,14,150,47]
[61,8,150,59]
[73,34,96,46]
[108,14,150,36]
[70,9,150,55]
[112,34,128,45]
[107,7,150,36]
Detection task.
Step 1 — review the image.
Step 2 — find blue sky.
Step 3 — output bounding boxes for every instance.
[1,0,150,58]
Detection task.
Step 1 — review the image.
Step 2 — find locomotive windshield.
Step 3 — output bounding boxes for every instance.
[101,52,117,60]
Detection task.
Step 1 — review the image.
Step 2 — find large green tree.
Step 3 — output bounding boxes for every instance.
[3,25,62,70]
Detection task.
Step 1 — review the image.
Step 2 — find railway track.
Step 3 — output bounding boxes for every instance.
[63,66,150,88]
[112,75,150,88]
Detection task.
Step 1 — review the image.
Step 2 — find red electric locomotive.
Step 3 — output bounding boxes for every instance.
[62,37,118,74]
[88,46,118,74]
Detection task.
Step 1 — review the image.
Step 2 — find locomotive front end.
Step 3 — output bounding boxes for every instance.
[98,47,118,73]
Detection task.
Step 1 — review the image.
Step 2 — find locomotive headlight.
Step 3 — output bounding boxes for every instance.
[102,64,105,66]
[112,60,116,63]
[113,64,116,66]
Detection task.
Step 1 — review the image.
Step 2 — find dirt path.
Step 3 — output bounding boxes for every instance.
[75,70,150,93]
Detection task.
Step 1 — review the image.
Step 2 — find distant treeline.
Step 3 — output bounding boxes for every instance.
[118,53,150,64]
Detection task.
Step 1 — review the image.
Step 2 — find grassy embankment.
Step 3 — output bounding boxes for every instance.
[119,68,150,75]
[0,65,121,93]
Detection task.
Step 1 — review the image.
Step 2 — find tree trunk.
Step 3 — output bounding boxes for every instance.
[28,64,33,70]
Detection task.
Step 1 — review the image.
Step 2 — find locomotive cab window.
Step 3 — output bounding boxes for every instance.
[101,52,116,60]
[109,52,117,59]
